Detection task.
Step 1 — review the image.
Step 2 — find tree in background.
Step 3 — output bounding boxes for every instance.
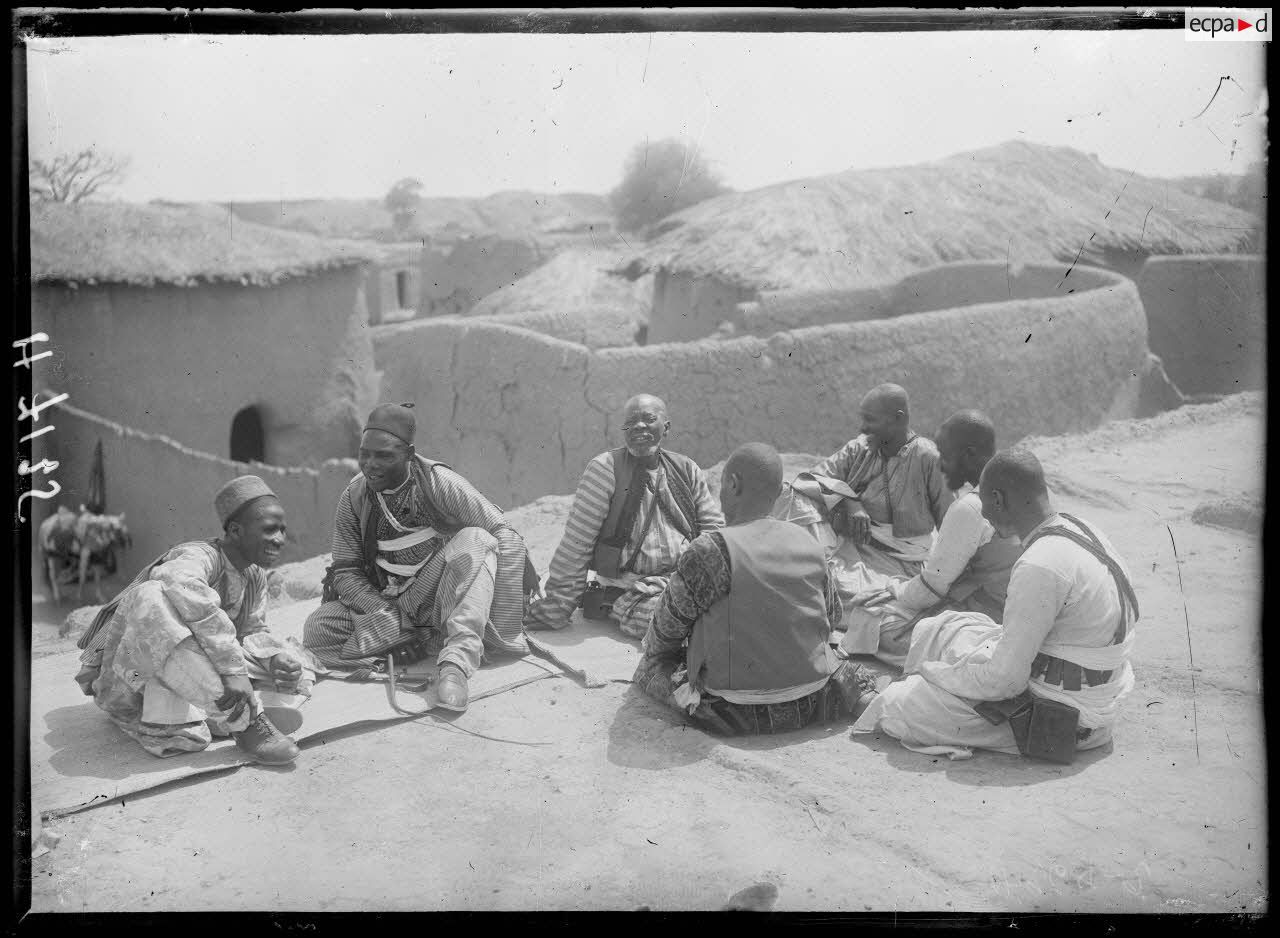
[610,138,731,234]
[1176,159,1267,215]
[384,177,425,234]
[30,148,131,203]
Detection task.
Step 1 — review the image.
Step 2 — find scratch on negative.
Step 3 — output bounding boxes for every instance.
[1207,261,1244,304]
[1167,524,1200,763]
[1139,207,1153,245]
[1191,75,1243,121]
[1056,241,1087,290]
[1006,239,1012,298]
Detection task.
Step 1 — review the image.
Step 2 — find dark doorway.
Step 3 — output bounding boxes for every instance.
[395,270,411,309]
[230,406,266,463]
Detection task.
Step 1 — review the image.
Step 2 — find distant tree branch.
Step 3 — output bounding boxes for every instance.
[30,148,130,202]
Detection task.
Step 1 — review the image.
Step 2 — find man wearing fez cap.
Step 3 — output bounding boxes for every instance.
[304,402,539,712]
[73,476,312,764]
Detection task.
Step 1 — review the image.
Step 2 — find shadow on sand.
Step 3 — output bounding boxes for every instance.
[847,726,1113,787]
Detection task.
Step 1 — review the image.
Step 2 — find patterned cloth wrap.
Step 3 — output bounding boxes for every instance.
[689,660,878,736]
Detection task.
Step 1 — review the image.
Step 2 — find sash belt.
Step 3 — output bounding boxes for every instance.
[1030,652,1112,690]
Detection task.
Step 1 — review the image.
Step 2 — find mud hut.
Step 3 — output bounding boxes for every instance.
[624,141,1260,343]
[363,243,425,325]
[30,200,380,467]
[417,233,547,317]
[464,246,653,348]
[1137,254,1266,396]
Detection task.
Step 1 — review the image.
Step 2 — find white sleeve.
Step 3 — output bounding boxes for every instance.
[917,559,1066,701]
[894,498,989,610]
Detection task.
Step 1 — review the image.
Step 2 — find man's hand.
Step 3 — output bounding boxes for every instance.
[215,674,255,723]
[850,587,894,610]
[833,502,872,545]
[523,558,544,601]
[269,652,304,692]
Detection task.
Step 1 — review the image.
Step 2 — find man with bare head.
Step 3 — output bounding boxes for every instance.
[303,402,537,713]
[855,448,1139,763]
[841,409,1023,664]
[526,392,724,638]
[774,382,953,637]
[633,443,879,736]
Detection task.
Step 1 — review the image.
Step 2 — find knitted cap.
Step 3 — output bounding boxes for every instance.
[364,402,416,447]
[215,475,277,527]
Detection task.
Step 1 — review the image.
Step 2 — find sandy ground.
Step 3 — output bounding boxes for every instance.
[24,394,1266,913]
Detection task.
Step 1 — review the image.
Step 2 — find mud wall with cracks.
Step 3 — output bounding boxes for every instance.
[31,401,358,583]
[740,262,1122,337]
[1137,255,1265,396]
[461,305,640,349]
[373,269,1149,508]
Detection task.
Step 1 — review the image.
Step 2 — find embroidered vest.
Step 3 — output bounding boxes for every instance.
[686,518,833,693]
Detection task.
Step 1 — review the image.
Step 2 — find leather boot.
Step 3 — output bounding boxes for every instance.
[261,705,304,737]
[829,660,880,719]
[233,712,301,765]
[435,663,470,712]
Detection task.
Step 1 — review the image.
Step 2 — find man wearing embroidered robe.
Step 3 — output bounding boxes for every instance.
[853,449,1139,759]
[776,383,952,582]
[840,410,1023,665]
[525,393,724,638]
[303,402,535,712]
[632,443,880,735]
[74,476,307,764]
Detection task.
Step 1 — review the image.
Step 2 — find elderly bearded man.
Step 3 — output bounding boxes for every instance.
[854,449,1139,762]
[525,393,724,638]
[74,476,308,764]
[303,403,536,713]
[632,444,880,735]
[840,410,1023,665]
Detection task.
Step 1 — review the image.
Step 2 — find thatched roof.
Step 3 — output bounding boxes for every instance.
[626,141,1263,292]
[31,200,377,287]
[466,246,652,321]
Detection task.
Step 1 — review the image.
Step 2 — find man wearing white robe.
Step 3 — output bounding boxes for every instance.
[839,411,1022,664]
[854,449,1138,759]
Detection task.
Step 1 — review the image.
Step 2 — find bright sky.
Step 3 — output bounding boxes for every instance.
[23,27,1269,203]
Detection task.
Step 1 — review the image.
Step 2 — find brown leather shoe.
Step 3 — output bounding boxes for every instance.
[435,663,470,712]
[233,712,300,765]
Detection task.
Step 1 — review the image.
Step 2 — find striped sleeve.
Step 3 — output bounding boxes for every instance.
[525,452,615,628]
[691,465,726,531]
[328,483,393,616]
[238,567,270,639]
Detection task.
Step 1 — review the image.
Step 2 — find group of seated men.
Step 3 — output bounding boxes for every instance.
[73,386,1138,768]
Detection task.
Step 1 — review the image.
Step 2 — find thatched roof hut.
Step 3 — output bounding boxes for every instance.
[625,141,1262,294]
[30,200,380,469]
[467,246,652,321]
[31,200,375,287]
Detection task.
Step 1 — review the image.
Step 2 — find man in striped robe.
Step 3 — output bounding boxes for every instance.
[303,403,535,712]
[524,393,724,638]
[73,476,306,764]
